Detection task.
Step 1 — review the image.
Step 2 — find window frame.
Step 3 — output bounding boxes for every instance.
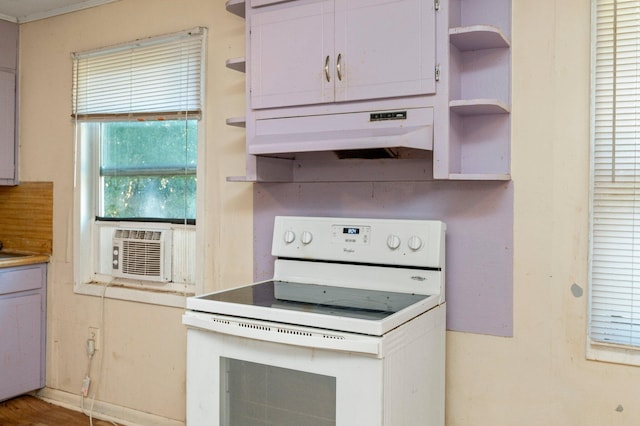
[96,120,199,223]
[588,0,640,365]
[72,29,207,306]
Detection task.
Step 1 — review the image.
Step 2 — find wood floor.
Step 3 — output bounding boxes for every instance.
[0,395,114,426]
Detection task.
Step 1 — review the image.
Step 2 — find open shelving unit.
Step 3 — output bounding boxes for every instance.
[436,0,512,180]
[224,0,249,182]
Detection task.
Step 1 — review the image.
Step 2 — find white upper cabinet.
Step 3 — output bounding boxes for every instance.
[227,0,512,182]
[0,71,16,182]
[0,20,18,185]
[249,0,436,110]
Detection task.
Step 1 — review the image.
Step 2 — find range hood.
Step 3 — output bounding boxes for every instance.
[248,107,434,158]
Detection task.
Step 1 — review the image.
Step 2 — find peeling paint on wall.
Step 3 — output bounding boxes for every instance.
[571,283,583,298]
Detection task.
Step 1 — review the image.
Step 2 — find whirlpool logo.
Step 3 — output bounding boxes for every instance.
[411,276,427,281]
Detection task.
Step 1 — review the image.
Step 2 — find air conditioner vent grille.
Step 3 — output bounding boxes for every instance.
[114,229,163,241]
[121,241,162,276]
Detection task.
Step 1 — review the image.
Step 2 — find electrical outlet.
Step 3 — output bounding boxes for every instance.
[88,327,100,351]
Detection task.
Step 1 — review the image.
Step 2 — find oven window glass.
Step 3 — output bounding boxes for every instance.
[221,357,336,426]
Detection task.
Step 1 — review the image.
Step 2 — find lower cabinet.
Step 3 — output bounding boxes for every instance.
[0,263,47,402]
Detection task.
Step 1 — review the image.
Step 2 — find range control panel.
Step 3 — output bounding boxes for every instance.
[272,216,445,269]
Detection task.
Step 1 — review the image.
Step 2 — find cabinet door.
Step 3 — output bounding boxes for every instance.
[0,20,18,70]
[250,0,334,109]
[0,294,43,401]
[0,70,16,181]
[334,0,436,102]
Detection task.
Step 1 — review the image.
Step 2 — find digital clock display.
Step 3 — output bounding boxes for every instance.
[332,224,370,244]
[343,227,360,235]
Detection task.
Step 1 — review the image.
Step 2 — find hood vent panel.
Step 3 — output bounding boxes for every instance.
[249,107,433,157]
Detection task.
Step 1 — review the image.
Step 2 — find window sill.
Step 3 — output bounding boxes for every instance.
[587,339,640,367]
[74,281,194,308]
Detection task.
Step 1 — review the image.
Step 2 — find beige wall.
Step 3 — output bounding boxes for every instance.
[16,0,640,424]
[447,0,640,425]
[18,0,251,422]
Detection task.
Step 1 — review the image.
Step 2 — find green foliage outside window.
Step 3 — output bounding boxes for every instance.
[100,120,197,221]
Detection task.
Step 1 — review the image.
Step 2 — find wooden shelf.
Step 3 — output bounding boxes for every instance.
[225,0,245,18]
[447,173,511,181]
[226,176,256,182]
[225,57,246,73]
[449,25,510,51]
[449,99,510,116]
[225,116,246,128]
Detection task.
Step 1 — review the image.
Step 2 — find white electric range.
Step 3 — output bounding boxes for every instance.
[183,216,446,426]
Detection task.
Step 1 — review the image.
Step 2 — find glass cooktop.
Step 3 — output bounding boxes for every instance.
[196,280,430,322]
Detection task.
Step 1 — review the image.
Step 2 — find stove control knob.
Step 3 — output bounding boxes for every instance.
[283,230,296,244]
[408,236,423,251]
[387,234,401,250]
[301,231,313,245]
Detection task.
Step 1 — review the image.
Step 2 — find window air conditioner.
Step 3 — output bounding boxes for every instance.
[112,228,172,282]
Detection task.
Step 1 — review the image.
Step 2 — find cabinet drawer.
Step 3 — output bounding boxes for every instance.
[0,265,45,296]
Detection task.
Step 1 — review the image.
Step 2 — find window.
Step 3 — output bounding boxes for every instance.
[72,28,206,305]
[99,120,197,222]
[590,0,640,359]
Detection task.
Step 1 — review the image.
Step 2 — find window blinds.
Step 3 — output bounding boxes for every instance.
[591,0,640,346]
[72,27,204,120]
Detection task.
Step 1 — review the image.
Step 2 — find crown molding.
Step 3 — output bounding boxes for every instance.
[9,0,119,23]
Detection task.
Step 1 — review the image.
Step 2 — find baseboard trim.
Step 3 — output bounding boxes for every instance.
[35,388,185,426]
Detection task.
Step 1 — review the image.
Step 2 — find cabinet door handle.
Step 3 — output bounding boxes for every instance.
[324,55,331,82]
[336,53,343,81]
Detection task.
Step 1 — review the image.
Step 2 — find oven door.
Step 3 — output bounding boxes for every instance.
[185,305,446,426]
[186,327,384,426]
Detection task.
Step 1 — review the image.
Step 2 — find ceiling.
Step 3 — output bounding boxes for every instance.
[0,0,118,23]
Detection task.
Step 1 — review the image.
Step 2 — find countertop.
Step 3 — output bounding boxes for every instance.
[0,252,50,268]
